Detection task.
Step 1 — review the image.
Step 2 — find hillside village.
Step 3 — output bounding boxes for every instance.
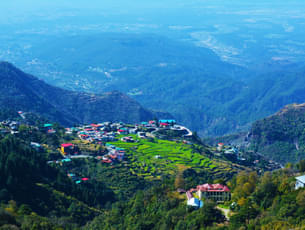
[1,110,305,229]
[0,112,282,178]
[0,112,285,210]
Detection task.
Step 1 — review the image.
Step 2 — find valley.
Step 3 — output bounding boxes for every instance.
[2,1,305,136]
[1,1,305,229]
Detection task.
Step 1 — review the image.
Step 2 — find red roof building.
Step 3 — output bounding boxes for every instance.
[217,143,225,151]
[61,143,75,155]
[191,184,231,202]
[196,183,230,192]
[102,159,112,164]
[109,154,118,160]
[160,122,169,127]
[61,143,74,148]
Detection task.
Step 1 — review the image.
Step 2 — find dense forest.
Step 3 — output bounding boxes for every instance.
[0,124,115,229]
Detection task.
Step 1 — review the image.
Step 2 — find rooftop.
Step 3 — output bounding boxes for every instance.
[196,183,230,192]
[296,175,305,183]
[61,143,74,148]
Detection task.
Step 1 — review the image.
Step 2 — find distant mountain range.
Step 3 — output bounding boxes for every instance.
[0,62,170,125]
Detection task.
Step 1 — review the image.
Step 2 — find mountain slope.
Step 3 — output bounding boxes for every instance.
[0,62,166,125]
[249,103,305,164]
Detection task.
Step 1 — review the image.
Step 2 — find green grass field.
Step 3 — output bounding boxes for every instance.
[109,135,216,179]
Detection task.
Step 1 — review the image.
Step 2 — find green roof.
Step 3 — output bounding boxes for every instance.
[62,159,72,162]
[44,124,53,127]
[159,120,176,123]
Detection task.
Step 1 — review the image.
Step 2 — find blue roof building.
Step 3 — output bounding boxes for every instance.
[187,198,204,209]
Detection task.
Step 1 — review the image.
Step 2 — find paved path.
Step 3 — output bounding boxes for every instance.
[69,155,93,159]
[217,206,230,220]
[172,125,193,137]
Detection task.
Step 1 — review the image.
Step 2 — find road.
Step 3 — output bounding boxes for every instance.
[217,206,230,220]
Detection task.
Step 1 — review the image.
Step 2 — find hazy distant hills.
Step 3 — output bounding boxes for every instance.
[249,103,305,164]
[0,62,167,125]
[3,33,305,136]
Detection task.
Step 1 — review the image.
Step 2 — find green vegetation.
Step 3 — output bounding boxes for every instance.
[109,135,216,179]
[0,130,114,228]
[250,103,305,164]
[2,110,305,229]
[84,183,225,230]
[226,167,305,229]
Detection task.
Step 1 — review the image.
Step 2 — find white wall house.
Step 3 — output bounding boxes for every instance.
[295,175,305,190]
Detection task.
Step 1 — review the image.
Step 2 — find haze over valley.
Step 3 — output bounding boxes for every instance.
[3,1,305,229]
[1,0,305,135]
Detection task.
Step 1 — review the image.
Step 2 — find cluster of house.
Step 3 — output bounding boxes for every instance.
[64,119,179,144]
[65,122,129,143]
[140,119,176,128]
[0,120,20,134]
[100,143,126,164]
[185,183,231,209]
[67,173,90,184]
[217,143,239,155]
[0,118,57,135]
[216,143,283,170]
[43,123,56,134]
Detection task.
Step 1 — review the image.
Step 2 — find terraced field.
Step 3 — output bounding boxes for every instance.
[109,135,217,179]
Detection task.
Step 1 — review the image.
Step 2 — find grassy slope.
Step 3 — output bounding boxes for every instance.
[108,135,235,181]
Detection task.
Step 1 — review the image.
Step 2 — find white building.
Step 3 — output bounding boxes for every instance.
[295,175,305,190]
[187,198,203,209]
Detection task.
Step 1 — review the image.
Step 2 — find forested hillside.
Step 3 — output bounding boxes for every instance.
[249,103,305,164]
[0,62,169,126]
[0,135,114,228]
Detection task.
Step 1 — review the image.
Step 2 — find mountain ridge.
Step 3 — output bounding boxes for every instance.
[248,102,305,164]
[0,61,171,125]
